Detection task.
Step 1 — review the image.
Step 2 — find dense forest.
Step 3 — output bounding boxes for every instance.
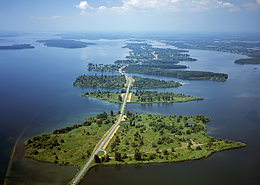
[124,65,228,82]
[73,74,126,88]
[132,76,182,89]
[130,90,203,103]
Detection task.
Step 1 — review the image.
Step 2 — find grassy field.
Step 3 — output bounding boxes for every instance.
[24,112,246,181]
[24,113,119,169]
[101,113,245,165]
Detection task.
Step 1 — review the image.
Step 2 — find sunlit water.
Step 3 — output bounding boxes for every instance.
[0,34,260,184]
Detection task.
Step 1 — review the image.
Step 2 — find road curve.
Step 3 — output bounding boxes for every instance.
[72,70,131,185]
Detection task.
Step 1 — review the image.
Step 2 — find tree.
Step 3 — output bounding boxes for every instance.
[110,110,114,116]
[115,151,122,161]
[163,149,169,155]
[94,154,101,163]
[118,95,122,102]
[134,149,142,161]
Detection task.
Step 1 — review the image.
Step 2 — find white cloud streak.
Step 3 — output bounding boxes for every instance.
[75,0,242,14]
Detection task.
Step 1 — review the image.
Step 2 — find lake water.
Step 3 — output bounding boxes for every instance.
[1,33,260,184]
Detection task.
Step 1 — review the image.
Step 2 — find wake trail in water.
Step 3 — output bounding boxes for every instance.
[3,105,48,185]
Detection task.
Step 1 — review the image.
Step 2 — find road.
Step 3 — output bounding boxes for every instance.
[72,69,131,185]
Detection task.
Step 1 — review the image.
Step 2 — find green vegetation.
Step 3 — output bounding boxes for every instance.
[82,90,203,104]
[102,113,245,165]
[234,57,260,65]
[24,112,245,169]
[122,43,196,62]
[130,90,203,103]
[36,39,96,49]
[164,36,260,65]
[73,74,126,89]
[0,44,34,50]
[87,63,122,72]
[124,65,228,82]
[82,90,125,104]
[132,76,182,89]
[24,112,117,168]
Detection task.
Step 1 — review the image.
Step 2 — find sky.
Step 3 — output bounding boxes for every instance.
[0,0,260,33]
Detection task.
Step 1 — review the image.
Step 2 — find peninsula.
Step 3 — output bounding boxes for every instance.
[36,39,96,49]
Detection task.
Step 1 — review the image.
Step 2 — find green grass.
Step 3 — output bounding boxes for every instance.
[102,113,245,164]
[24,114,118,169]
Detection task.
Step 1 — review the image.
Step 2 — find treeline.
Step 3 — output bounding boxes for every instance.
[131,90,203,103]
[234,57,260,65]
[124,65,228,82]
[73,74,126,88]
[132,76,182,89]
[0,44,34,50]
[87,63,122,72]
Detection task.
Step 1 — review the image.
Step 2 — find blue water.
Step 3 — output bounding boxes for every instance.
[1,33,260,184]
[0,33,128,184]
[83,43,260,185]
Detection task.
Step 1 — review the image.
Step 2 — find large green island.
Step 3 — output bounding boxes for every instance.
[24,111,245,169]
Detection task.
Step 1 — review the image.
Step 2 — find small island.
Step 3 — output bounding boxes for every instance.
[82,90,203,104]
[36,39,96,49]
[0,44,34,50]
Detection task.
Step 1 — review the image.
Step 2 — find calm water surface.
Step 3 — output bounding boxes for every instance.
[82,42,260,185]
[1,34,260,184]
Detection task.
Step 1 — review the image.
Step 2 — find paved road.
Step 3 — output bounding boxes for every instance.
[72,71,131,185]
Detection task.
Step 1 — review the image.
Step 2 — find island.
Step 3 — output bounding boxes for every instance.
[0,44,34,50]
[24,111,245,169]
[73,74,182,89]
[36,39,96,49]
[82,90,203,104]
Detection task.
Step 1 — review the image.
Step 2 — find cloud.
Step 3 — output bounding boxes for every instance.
[76,1,93,14]
[243,0,260,11]
[76,0,241,14]
[31,16,61,20]
[190,0,236,11]
[51,16,61,19]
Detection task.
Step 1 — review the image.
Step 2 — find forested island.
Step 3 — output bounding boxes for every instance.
[73,74,126,89]
[36,39,96,49]
[124,65,228,82]
[234,57,260,65]
[82,90,203,104]
[73,74,182,89]
[24,112,245,168]
[0,44,34,50]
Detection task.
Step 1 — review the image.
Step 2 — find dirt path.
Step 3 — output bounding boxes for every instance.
[101,125,120,150]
